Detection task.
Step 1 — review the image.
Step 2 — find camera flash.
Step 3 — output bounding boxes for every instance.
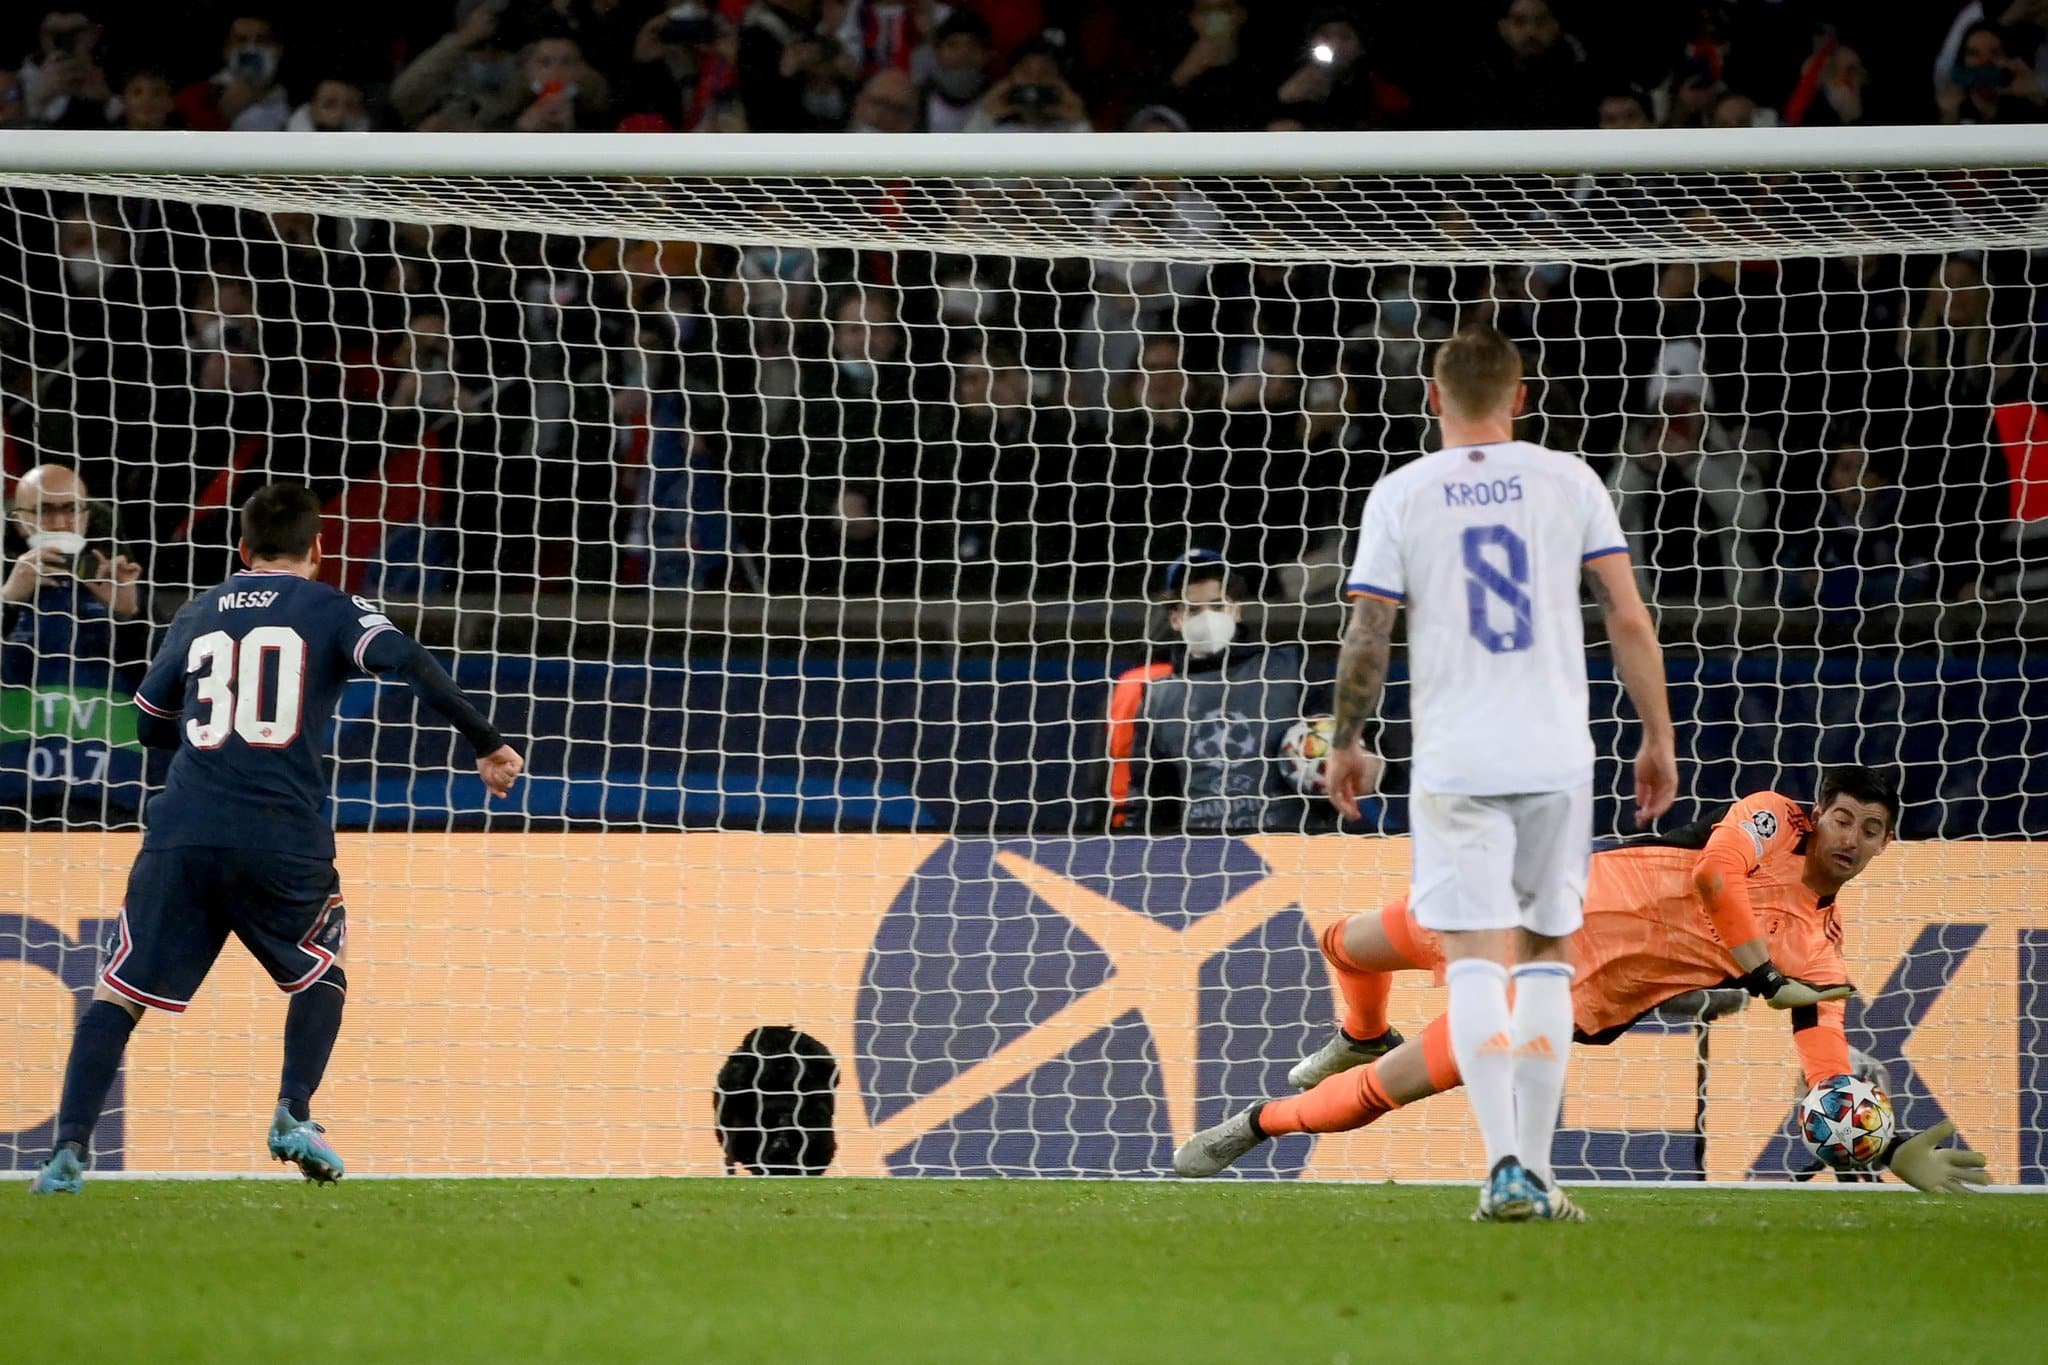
[1311,42,1335,64]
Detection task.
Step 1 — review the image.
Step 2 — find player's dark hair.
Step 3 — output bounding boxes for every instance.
[241,482,323,561]
[1817,766,1902,830]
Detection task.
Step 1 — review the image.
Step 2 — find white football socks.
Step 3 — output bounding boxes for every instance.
[1510,961,1576,1187]
[1445,957,1517,1173]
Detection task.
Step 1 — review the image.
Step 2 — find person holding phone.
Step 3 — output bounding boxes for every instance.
[1,463,154,829]
[1273,13,1409,129]
[3,465,141,625]
[1938,20,2046,123]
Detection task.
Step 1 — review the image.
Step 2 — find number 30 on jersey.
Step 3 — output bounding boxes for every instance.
[186,627,307,748]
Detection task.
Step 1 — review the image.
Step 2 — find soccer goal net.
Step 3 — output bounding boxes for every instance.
[0,127,2044,1183]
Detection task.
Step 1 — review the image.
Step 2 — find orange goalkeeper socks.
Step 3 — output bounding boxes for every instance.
[1255,1060,1398,1137]
[1318,915,1392,1042]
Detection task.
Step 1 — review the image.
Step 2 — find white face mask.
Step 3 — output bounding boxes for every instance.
[64,251,114,292]
[27,529,86,557]
[1180,610,1236,658]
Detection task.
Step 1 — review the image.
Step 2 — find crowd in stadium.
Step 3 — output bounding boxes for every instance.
[0,2,2044,615]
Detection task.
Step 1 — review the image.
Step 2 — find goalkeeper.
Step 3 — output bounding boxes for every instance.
[1176,766,1990,1193]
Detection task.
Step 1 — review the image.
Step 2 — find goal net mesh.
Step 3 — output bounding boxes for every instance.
[1,154,2044,1182]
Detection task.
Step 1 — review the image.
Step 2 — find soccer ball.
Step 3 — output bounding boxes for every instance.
[1797,1074,1895,1172]
[1277,715,1338,795]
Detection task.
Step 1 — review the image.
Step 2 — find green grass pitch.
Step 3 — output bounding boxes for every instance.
[7,1179,2043,1362]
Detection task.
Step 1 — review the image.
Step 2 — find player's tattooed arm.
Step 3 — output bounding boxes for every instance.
[1583,563,1616,612]
[1331,595,1397,748]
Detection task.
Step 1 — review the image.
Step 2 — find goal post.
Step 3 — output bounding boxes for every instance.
[0,127,2044,1182]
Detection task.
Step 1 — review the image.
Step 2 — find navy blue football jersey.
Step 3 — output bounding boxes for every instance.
[133,570,399,857]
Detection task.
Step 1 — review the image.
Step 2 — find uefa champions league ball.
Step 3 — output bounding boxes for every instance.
[1278,715,1337,795]
[1798,1073,1895,1172]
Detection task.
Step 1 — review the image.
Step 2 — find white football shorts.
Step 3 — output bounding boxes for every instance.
[1408,782,1592,937]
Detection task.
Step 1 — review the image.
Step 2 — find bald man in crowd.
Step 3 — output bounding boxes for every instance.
[4,464,142,624]
[2,462,153,827]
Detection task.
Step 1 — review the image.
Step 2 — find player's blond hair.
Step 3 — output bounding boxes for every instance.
[1432,327,1524,418]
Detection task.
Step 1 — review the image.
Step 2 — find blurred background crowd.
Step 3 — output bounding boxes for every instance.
[0,0,2044,620]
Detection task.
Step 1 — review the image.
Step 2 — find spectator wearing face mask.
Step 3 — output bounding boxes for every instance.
[393,0,526,131]
[738,0,858,133]
[921,8,990,132]
[47,198,164,405]
[1102,551,1318,834]
[0,463,154,829]
[287,77,368,131]
[174,14,291,132]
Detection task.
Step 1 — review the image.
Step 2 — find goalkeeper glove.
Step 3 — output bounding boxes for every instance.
[1885,1120,1992,1194]
[1739,961,1855,1010]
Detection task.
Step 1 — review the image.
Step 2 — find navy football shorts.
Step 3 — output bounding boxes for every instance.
[100,846,347,1013]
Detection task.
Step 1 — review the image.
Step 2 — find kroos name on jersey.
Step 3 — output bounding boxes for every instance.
[1442,476,1525,508]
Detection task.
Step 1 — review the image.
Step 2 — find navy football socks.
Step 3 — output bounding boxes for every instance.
[280,968,346,1123]
[56,1000,139,1151]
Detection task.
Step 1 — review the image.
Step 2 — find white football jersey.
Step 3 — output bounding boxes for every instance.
[1347,440,1628,797]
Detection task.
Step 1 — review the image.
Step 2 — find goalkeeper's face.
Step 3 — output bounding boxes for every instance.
[1805,795,1894,890]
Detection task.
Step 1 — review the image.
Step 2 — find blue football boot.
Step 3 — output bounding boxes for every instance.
[28,1144,85,1195]
[267,1105,345,1183]
[1472,1156,1541,1222]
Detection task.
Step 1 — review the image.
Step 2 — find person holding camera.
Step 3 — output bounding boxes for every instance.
[1938,20,2046,123]
[3,465,141,629]
[963,36,1091,133]
[1,463,153,828]
[173,15,291,131]
[19,10,115,129]
[625,1,729,130]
